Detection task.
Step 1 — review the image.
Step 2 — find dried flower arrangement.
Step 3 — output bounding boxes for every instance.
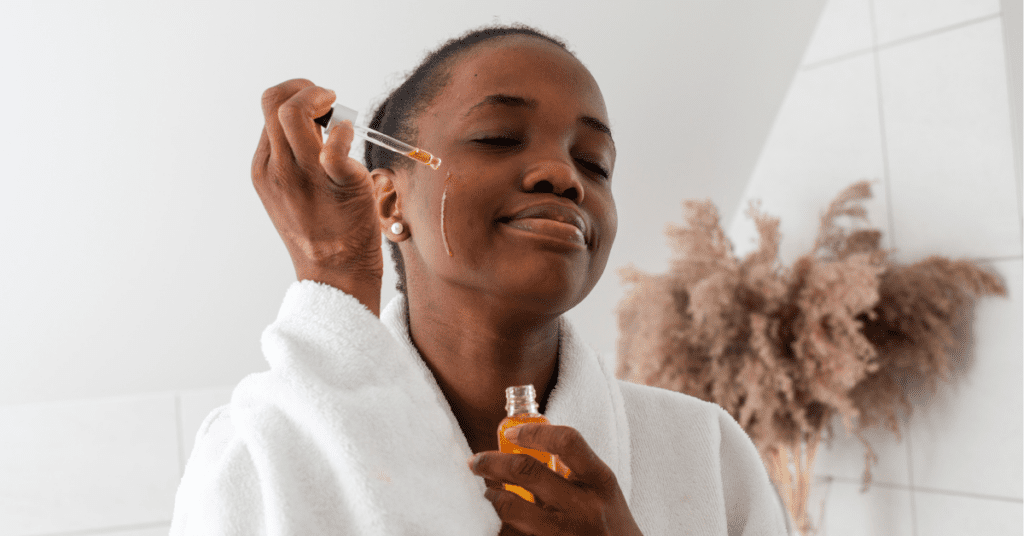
[615,181,1006,535]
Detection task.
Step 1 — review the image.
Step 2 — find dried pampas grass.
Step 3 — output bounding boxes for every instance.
[616,181,1006,535]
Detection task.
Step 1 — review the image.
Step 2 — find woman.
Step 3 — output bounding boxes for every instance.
[171,25,790,535]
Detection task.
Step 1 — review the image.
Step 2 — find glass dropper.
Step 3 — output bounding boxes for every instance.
[314,104,441,170]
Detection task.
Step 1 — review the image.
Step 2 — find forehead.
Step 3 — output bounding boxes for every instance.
[434,36,607,120]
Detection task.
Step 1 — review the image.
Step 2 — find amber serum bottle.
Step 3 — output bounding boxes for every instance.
[497,385,572,503]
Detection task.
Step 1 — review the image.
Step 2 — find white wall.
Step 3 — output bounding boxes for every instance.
[0,1,826,534]
[728,0,1022,534]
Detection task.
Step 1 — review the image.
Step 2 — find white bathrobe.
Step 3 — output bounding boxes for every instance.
[170,281,791,535]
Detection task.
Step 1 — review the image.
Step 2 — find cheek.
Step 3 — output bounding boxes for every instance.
[605,198,618,242]
[440,173,454,256]
[592,192,618,252]
[435,168,496,263]
[401,167,453,262]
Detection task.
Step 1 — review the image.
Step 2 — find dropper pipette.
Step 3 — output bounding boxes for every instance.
[314,104,441,170]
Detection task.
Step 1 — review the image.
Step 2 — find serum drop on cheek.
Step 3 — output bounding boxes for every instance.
[497,385,571,503]
[441,172,454,257]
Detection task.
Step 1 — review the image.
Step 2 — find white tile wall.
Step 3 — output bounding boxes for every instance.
[0,394,180,536]
[906,259,1023,499]
[0,385,240,536]
[872,0,1001,44]
[732,0,1023,534]
[914,491,1023,535]
[809,478,917,535]
[802,0,875,65]
[879,19,1020,261]
[813,414,912,486]
[728,54,891,263]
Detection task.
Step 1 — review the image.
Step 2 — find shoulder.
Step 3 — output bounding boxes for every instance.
[171,403,267,534]
[617,379,723,427]
[616,381,791,533]
[616,379,762,460]
[195,405,235,451]
[179,404,242,482]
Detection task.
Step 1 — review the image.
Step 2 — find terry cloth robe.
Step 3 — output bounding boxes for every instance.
[170,281,791,535]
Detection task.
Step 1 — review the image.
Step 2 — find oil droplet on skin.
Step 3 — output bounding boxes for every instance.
[441,172,455,257]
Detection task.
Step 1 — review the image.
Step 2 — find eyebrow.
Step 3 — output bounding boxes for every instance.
[463,93,615,144]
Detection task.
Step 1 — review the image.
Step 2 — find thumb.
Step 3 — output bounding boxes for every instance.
[320,121,370,186]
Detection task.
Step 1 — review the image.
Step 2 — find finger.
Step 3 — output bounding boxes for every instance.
[484,487,561,536]
[505,424,618,492]
[470,452,576,512]
[260,78,315,161]
[279,84,335,172]
[252,127,271,186]
[497,524,530,536]
[320,120,370,187]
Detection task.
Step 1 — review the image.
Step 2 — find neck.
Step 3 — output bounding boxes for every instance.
[403,292,561,454]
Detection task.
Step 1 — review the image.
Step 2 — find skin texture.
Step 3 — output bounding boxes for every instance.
[253,35,641,536]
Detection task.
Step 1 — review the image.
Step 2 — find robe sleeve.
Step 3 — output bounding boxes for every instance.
[715,405,793,535]
[169,406,267,536]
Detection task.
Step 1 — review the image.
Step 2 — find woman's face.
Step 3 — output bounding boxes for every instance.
[393,35,617,315]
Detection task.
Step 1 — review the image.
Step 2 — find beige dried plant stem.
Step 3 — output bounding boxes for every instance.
[769,435,821,535]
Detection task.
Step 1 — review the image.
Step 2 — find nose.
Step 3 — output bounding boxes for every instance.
[521,160,585,204]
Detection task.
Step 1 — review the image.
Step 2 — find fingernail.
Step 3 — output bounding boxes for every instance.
[467,454,479,470]
[503,425,521,441]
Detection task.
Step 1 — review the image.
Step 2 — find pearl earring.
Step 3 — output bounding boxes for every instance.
[390,222,404,235]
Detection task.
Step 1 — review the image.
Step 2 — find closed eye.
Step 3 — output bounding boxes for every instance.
[475,138,609,178]
[577,158,609,179]
[474,137,521,147]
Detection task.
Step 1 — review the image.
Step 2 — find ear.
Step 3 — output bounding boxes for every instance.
[371,167,402,233]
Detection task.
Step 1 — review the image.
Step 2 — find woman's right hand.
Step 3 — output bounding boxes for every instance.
[252,79,383,316]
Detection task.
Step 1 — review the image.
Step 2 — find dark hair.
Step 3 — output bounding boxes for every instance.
[363,24,575,295]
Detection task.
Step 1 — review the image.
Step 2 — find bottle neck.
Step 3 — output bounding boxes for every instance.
[505,384,540,417]
[506,398,540,417]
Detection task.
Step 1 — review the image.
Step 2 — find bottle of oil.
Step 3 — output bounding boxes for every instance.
[497,385,571,503]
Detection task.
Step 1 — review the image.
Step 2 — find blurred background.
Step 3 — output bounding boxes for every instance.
[0,0,1019,534]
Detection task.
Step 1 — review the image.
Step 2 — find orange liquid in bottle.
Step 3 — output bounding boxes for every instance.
[498,385,571,503]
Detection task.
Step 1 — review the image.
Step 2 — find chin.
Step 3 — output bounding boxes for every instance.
[499,270,594,316]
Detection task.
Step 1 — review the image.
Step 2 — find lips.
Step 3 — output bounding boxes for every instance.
[501,204,587,247]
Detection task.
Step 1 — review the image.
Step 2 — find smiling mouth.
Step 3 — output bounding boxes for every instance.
[500,217,587,247]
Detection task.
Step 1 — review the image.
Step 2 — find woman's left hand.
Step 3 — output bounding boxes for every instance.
[468,423,644,536]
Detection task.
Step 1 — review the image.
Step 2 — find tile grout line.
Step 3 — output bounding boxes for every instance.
[904,426,918,535]
[802,47,875,72]
[825,475,1024,503]
[817,475,832,535]
[802,12,1003,74]
[968,254,1024,263]
[911,485,1024,503]
[875,12,1002,52]
[867,0,900,274]
[26,520,170,536]
[868,1,915,531]
[997,10,1024,237]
